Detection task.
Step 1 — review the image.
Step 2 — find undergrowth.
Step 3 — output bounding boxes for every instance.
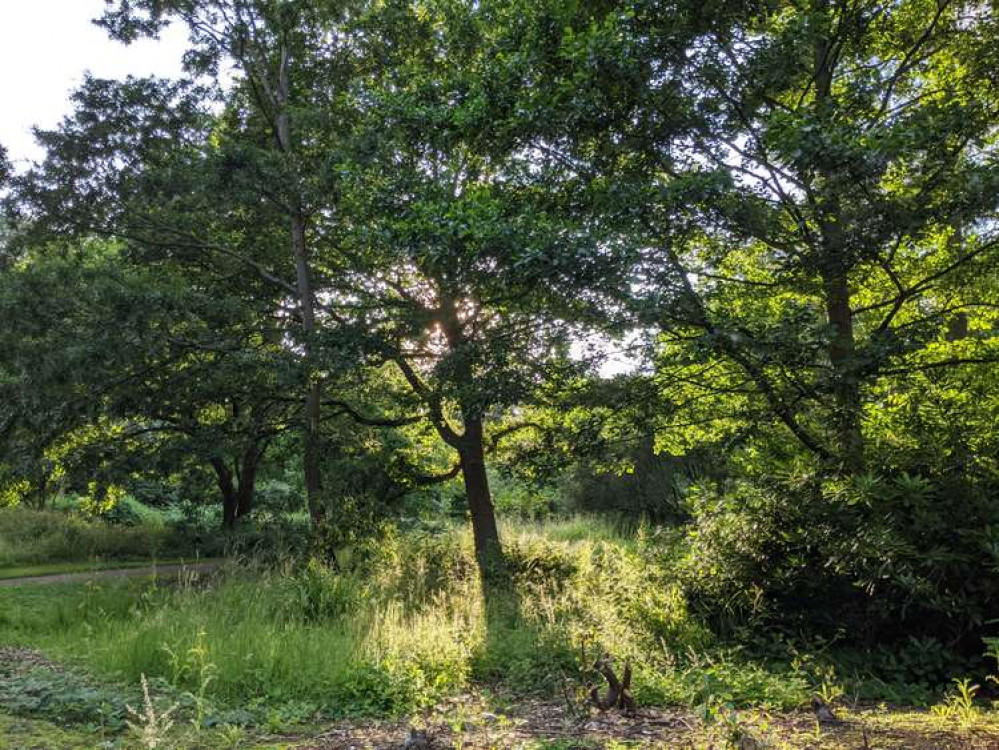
[2,515,996,739]
[1,520,808,723]
[0,507,176,567]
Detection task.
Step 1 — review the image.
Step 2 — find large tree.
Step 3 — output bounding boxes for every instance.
[323,1,617,572]
[511,0,999,472]
[0,239,296,525]
[96,0,372,525]
[9,1,378,529]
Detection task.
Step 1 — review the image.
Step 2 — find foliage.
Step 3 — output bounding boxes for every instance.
[1,0,999,721]
[0,659,136,731]
[679,462,999,647]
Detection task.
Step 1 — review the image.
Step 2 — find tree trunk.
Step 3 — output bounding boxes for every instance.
[813,18,863,472]
[946,313,969,341]
[291,211,325,527]
[823,270,864,471]
[275,42,324,529]
[235,444,260,520]
[210,457,239,529]
[458,416,503,575]
[439,293,503,575]
[946,226,969,341]
[212,443,263,529]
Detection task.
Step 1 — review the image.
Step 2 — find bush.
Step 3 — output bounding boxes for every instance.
[491,471,562,519]
[253,480,303,517]
[679,471,999,659]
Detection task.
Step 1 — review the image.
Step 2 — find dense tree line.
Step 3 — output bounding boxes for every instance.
[2,0,998,646]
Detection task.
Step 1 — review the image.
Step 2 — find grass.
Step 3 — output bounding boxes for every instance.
[2,509,998,748]
[0,506,177,567]
[0,520,810,719]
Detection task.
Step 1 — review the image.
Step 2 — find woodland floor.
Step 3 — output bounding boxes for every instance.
[279,695,999,749]
[5,701,999,748]
[2,646,999,749]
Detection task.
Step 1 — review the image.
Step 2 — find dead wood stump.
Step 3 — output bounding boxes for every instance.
[589,653,636,714]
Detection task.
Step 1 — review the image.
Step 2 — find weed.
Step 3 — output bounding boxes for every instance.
[930,677,983,727]
[125,673,178,749]
[214,722,246,748]
[164,627,218,730]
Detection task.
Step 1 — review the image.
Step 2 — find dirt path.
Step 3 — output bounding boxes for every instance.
[0,560,221,587]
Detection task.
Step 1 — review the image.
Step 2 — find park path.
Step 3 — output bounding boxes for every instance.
[0,560,221,587]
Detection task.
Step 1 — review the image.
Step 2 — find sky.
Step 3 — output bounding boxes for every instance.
[0,0,188,169]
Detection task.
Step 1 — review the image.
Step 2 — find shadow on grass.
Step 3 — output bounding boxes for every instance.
[474,565,580,696]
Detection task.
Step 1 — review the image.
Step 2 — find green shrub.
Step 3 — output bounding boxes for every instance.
[680,472,999,653]
[491,471,562,519]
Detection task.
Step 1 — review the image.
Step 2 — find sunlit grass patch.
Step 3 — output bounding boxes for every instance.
[0,524,817,724]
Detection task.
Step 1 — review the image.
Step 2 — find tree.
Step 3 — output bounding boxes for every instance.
[463,0,999,639]
[327,1,614,572]
[0,239,296,526]
[97,0,374,526]
[339,143,585,570]
[8,1,379,530]
[513,0,999,472]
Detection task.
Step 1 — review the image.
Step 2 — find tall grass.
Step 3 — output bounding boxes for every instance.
[0,520,811,719]
[0,507,175,567]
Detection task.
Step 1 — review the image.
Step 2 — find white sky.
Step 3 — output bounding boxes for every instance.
[0,0,188,169]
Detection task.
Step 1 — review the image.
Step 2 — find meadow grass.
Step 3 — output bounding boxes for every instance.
[0,519,813,721]
[0,506,174,567]
[2,510,998,749]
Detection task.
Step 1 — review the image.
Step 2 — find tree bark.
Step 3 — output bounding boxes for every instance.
[399,290,505,580]
[457,416,503,574]
[813,10,864,472]
[274,42,324,528]
[946,226,969,341]
[210,457,239,529]
[235,443,261,520]
[211,442,262,529]
[436,293,504,576]
[291,211,325,527]
[823,269,864,471]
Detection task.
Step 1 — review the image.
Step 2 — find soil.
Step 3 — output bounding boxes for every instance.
[0,561,219,587]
